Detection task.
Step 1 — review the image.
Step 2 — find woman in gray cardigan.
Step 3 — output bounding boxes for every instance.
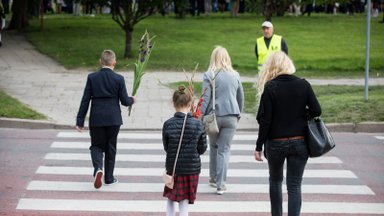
[200,46,244,195]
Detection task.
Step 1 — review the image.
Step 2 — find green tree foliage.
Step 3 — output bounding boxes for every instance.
[174,0,189,18]
[246,0,296,20]
[111,0,162,57]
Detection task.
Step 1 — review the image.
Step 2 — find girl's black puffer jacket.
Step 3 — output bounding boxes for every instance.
[163,112,207,175]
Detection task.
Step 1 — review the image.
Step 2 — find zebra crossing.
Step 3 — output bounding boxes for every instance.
[16,131,384,215]
[375,135,384,142]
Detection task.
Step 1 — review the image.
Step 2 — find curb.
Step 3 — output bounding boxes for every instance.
[327,122,384,133]
[1,118,383,133]
[0,118,162,131]
[0,118,73,130]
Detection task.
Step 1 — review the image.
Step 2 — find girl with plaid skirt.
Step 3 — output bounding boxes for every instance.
[162,86,207,216]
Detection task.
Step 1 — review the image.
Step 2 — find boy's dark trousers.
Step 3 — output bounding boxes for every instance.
[89,126,120,184]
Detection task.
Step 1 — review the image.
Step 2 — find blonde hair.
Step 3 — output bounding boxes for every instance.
[100,50,116,66]
[257,51,296,100]
[208,46,234,73]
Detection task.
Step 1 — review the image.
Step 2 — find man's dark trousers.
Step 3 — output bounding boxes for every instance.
[89,126,120,184]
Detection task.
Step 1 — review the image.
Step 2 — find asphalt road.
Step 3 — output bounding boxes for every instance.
[0,128,383,215]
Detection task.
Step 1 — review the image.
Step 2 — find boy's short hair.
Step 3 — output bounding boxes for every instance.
[100,50,116,66]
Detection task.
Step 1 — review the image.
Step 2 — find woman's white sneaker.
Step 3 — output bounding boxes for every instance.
[216,185,227,195]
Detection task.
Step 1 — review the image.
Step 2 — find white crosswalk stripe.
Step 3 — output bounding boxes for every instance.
[45,152,343,164]
[57,131,258,140]
[17,199,384,214]
[17,131,384,215]
[27,180,375,195]
[51,141,258,150]
[35,166,358,178]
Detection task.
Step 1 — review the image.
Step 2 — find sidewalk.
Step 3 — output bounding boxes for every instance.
[0,31,383,132]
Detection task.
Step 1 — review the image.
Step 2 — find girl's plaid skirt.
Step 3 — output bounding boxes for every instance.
[163,174,199,204]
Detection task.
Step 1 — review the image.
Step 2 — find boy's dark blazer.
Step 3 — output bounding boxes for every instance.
[76,67,134,127]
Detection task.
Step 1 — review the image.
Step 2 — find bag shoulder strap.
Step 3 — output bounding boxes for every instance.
[209,73,216,113]
[171,114,188,177]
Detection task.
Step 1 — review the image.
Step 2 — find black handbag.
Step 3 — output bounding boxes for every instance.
[307,117,336,157]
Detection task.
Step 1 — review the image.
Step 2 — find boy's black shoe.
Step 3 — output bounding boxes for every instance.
[105,177,118,186]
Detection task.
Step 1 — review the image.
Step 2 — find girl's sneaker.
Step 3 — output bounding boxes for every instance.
[216,185,227,195]
[209,178,217,187]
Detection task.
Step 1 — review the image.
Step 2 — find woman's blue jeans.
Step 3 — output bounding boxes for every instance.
[265,138,309,216]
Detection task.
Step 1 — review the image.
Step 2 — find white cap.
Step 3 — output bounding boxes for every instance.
[261,21,273,28]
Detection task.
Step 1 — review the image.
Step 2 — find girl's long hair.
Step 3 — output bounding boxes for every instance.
[207,46,234,74]
[257,51,296,101]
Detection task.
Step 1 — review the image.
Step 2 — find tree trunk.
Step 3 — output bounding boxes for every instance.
[111,0,161,57]
[276,2,286,16]
[174,0,188,19]
[382,11,384,23]
[9,0,29,31]
[124,28,133,58]
[39,0,44,30]
[264,0,273,21]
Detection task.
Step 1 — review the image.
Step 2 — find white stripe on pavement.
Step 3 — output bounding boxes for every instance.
[49,142,343,164]
[51,141,256,151]
[44,152,342,164]
[16,199,384,214]
[57,132,258,140]
[36,166,357,178]
[57,132,161,139]
[27,180,375,195]
[374,136,384,140]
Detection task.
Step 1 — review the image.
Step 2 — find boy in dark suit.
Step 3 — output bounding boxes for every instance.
[76,50,135,189]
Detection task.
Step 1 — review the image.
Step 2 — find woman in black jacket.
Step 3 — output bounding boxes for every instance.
[163,86,207,216]
[254,51,321,216]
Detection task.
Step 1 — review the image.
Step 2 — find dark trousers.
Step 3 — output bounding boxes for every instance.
[265,139,309,216]
[89,126,120,184]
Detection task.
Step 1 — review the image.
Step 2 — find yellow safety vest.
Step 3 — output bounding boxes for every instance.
[256,34,282,71]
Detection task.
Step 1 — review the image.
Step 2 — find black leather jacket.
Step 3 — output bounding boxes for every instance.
[163,112,207,175]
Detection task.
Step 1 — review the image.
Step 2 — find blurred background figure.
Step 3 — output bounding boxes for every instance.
[56,0,63,13]
[0,1,5,47]
[1,0,9,14]
[73,0,81,16]
[230,0,239,17]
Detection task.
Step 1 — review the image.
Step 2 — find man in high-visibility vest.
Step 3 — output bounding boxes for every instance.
[255,21,288,72]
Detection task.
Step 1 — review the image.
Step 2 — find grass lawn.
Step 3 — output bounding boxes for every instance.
[171,82,384,123]
[313,85,384,123]
[26,13,384,78]
[10,13,382,121]
[0,91,46,120]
